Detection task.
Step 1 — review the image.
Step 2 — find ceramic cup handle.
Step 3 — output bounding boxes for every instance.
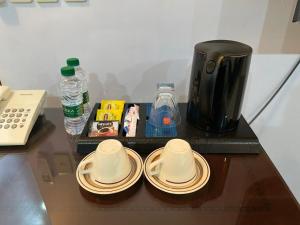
[148,157,164,176]
[79,159,93,175]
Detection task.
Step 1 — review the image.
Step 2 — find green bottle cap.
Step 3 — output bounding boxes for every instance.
[67,58,80,67]
[61,66,75,77]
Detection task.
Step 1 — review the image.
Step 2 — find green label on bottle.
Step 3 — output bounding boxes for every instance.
[83,91,90,104]
[63,104,83,118]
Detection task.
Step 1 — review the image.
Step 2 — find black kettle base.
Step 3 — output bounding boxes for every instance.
[186,119,240,134]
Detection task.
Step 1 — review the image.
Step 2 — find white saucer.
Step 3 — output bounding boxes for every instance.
[144,148,210,195]
[76,148,143,195]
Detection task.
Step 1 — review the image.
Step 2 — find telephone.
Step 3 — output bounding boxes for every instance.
[0,86,46,146]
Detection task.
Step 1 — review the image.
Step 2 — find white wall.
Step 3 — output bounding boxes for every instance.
[0,0,272,105]
[0,0,300,202]
[259,0,300,53]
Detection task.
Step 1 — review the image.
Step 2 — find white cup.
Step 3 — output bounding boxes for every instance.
[148,139,196,186]
[80,139,131,184]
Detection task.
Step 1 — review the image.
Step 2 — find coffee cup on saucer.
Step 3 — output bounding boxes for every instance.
[148,139,197,187]
[79,139,131,184]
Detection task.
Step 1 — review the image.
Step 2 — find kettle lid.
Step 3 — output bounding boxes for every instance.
[195,40,252,57]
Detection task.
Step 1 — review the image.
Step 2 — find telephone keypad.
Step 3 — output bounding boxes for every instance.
[0,107,31,129]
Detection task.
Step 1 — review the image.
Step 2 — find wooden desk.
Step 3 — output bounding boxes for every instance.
[0,109,299,225]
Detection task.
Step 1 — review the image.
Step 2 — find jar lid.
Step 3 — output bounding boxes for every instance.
[67,58,80,67]
[61,66,75,76]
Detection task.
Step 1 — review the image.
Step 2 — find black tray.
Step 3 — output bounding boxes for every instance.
[77,103,262,155]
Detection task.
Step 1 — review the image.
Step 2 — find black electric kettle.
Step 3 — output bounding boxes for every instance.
[187,40,252,132]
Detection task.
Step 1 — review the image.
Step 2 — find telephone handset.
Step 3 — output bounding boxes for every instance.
[0,86,46,146]
[0,86,12,101]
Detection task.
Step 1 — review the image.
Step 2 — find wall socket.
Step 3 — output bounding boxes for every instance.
[37,0,58,2]
[10,0,33,3]
[6,0,87,3]
[65,0,86,2]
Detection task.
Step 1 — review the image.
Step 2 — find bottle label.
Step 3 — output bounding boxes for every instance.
[63,104,84,118]
[83,91,90,104]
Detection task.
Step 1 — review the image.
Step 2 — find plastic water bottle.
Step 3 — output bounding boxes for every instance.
[67,58,91,120]
[60,66,85,135]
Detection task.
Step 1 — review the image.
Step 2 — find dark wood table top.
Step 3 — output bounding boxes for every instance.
[0,108,299,225]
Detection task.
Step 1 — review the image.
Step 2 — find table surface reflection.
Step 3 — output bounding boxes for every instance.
[0,108,299,225]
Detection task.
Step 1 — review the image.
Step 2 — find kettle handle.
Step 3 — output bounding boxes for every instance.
[203,55,223,115]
